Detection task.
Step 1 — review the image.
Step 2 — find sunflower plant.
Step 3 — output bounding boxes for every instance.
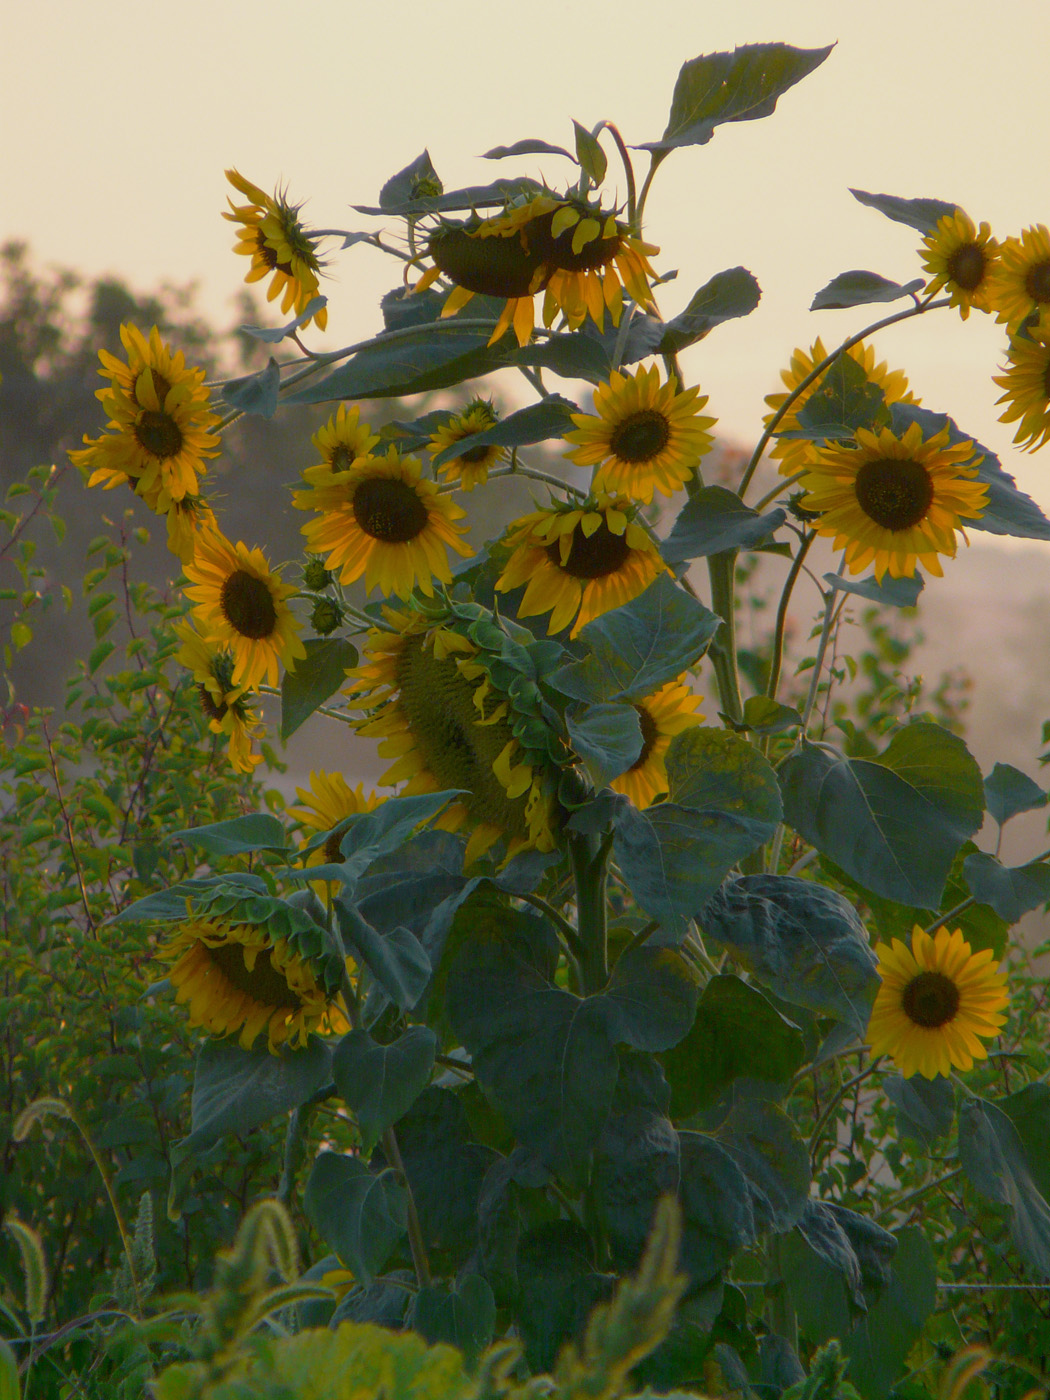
[43,37,1050,1399]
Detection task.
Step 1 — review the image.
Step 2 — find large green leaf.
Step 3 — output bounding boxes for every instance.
[716,1098,809,1233]
[429,396,579,468]
[645,43,834,151]
[786,354,889,442]
[1003,1082,1050,1200]
[516,1221,614,1372]
[220,358,280,418]
[785,1200,898,1342]
[842,1228,937,1400]
[572,119,608,184]
[984,762,1048,825]
[657,268,762,354]
[334,901,431,1011]
[332,1027,436,1151]
[662,486,785,563]
[595,1108,680,1269]
[883,1073,955,1147]
[850,188,957,236]
[662,975,805,1118]
[825,569,923,608]
[599,946,701,1053]
[409,1275,496,1365]
[810,270,924,312]
[959,1096,1050,1277]
[677,1131,755,1285]
[377,149,442,209]
[168,812,289,855]
[962,851,1050,923]
[701,876,878,1036]
[357,173,543,218]
[280,638,358,740]
[780,723,984,907]
[566,702,643,786]
[295,791,463,888]
[303,1152,406,1287]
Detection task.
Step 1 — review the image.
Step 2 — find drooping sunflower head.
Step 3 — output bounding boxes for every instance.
[495,494,665,638]
[920,209,1001,319]
[990,224,1050,331]
[566,365,717,503]
[799,421,987,581]
[347,604,562,866]
[69,323,220,504]
[993,318,1050,452]
[764,338,917,479]
[293,446,472,600]
[174,620,264,774]
[867,925,1008,1079]
[224,168,328,330]
[427,399,505,490]
[158,915,348,1053]
[610,680,704,809]
[183,528,307,690]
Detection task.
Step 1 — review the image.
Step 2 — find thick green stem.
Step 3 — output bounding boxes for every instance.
[766,531,815,703]
[706,550,743,725]
[382,1127,432,1288]
[570,833,609,994]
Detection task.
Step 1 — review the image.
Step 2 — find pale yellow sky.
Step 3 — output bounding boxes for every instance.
[4,0,1050,511]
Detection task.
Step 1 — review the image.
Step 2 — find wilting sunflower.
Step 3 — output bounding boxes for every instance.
[993,319,1050,452]
[799,422,987,580]
[867,925,1008,1079]
[765,339,917,479]
[989,224,1050,330]
[69,324,220,503]
[565,366,716,503]
[174,621,263,773]
[288,770,382,894]
[184,529,306,689]
[348,607,558,865]
[224,169,328,330]
[158,917,349,1052]
[920,209,1000,318]
[293,446,472,600]
[495,495,664,638]
[309,403,380,474]
[610,680,703,809]
[427,400,505,490]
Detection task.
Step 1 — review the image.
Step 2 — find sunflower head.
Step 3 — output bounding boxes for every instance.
[993,317,1050,452]
[174,621,264,773]
[799,421,987,581]
[610,680,704,809]
[427,399,504,490]
[867,925,1008,1079]
[224,169,328,330]
[920,209,1000,318]
[309,403,380,474]
[990,224,1050,330]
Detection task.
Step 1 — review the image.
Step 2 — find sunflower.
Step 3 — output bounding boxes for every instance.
[993,318,1050,451]
[224,169,328,330]
[184,529,307,690]
[293,446,472,600]
[764,338,918,479]
[610,681,704,809]
[309,403,380,474]
[989,224,1050,330]
[798,422,987,581]
[920,209,1000,318]
[69,324,220,503]
[288,770,383,895]
[158,916,349,1053]
[414,192,659,347]
[565,366,716,503]
[174,621,263,774]
[495,495,664,638]
[347,607,558,865]
[427,400,505,490]
[867,925,1008,1079]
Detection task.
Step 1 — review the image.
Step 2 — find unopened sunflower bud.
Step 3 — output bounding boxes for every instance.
[302,559,332,591]
[310,598,342,636]
[787,490,822,524]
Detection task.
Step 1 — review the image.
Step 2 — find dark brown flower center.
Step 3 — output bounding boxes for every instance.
[329,445,359,472]
[546,520,632,579]
[206,939,303,1010]
[256,233,294,277]
[1025,260,1050,305]
[460,444,494,464]
[1043,358,1050,400]
[323,823,351,865]
[430,226,545,299]
[610,409,672,463]
[854,458,935,531]
[198,683,228,722]
[134,410,183,460]
[352,476,429,543]
[900,970,960,1028]
[629,704,659,771]
[528,209,623,273]
[947,242,986,292]
[220,569,278,639]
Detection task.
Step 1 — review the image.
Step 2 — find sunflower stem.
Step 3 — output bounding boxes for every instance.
[518,891,585,960]
[878,1165,963,1221]
[799,560,847,733]
[765,530,815,704]
[605,123,638,229]
[277,1104,311,1207]
[382,1126,432,1288]
[766,1236,798,1357]
[569,832,609,994]
[808,1058,883,1160]
[706,551,744,726]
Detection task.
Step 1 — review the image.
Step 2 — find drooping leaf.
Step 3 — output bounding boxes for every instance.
[221,358,281,417]
[429,396,579,468]
[810,271,924,311]
[677,1131,755,1285]
[378,150,443,209]
[409,1275,496,1364]
[356,175,545,218]
[984,762,1048,825]
[303,1152,406,1287]
[111,872,267,923]
[785,1200,898,1341]
[335,902,431,1011]
[740,696,802,737]
[516,1221,614,1372]
[599,945,701,1053]
[482,137,574,161]
[566,702,643,786]
[959,1096,1050,1278]
[240,297,330,343]
[280,638,358,740]
[716,1098,809,1232]
[332,1027,436,1150]
[779,723,985,907]
[645,43,834,151]
[962,851,1050,923]
[883,1074,955,1146]
[850,188,957,236]
[595,1109,680,1269]
[841,1228,938,1400]
[786,354,889,442]
[294,791,463,888]
[572,119,607,184]
[657,268,762,354]
[825,570,924,608]
[662,486,786,563]
[167,812,289,856]
[1002,1082,1050,1200]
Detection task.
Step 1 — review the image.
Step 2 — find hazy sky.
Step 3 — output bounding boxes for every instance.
[5,0,1050,514]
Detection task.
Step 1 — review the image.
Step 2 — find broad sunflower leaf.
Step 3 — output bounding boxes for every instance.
[1002,1082,1050,1200]
[483,137,574,160]
[378,149,442,210]
[167,812,289,855]
[515,329,615,383]
[784,1200,899,1340]
[883,1073,955,1147]
[280,637,358,740]
[332,1027,436,1151]
[335,901,431,1012]
[784,354,890,442]
[110,872,268,923]
[645,43,834,151]
[598,945,701,1052]
[429,395,579,468]
[220,357,280,417]
[716,1097,810,1233]
[356,175,544,218]
[549,574,720,704]
[841,1228,937,1400]
[283,327,514,404]
[810,270,924,311]
[595,1108,681,1270]
[662,975,805,1119]
[961,851,1050,923]
[240,297,329,343]
[303,1151,407,1287]
[572,119,608,184]
[293,791,464,888]
[516,1221,615,1372]
[891,403,1050,539]
[850,188,957,236]
[740,696,802,736]
[824,570,924,608]
[566,702,643,786]
[779,723,985,908]
[983,761,1048,825]
[662,486,786,562]
[677,1131,755,1285]
[701,876,878,1037]
[959,1096,1050,1277]
[657,267,762,354]
[409,1275,496,1364]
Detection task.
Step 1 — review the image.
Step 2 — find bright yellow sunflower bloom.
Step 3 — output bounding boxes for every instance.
[184,529,307,690]
[920,209,1001,319]
[293,446,472,600]
[610,680,704,809]
[427,400,505,491]
[495,496,664,638]
[158,916,349,1053]
[989,224,1050,330]
[566,366,716,504]
[867,925,1008,1079]
[224,169,328,330]
[993,318,1050,452]
[174,621,264,774]
[309,403,380,474]
[799,422,987,581]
